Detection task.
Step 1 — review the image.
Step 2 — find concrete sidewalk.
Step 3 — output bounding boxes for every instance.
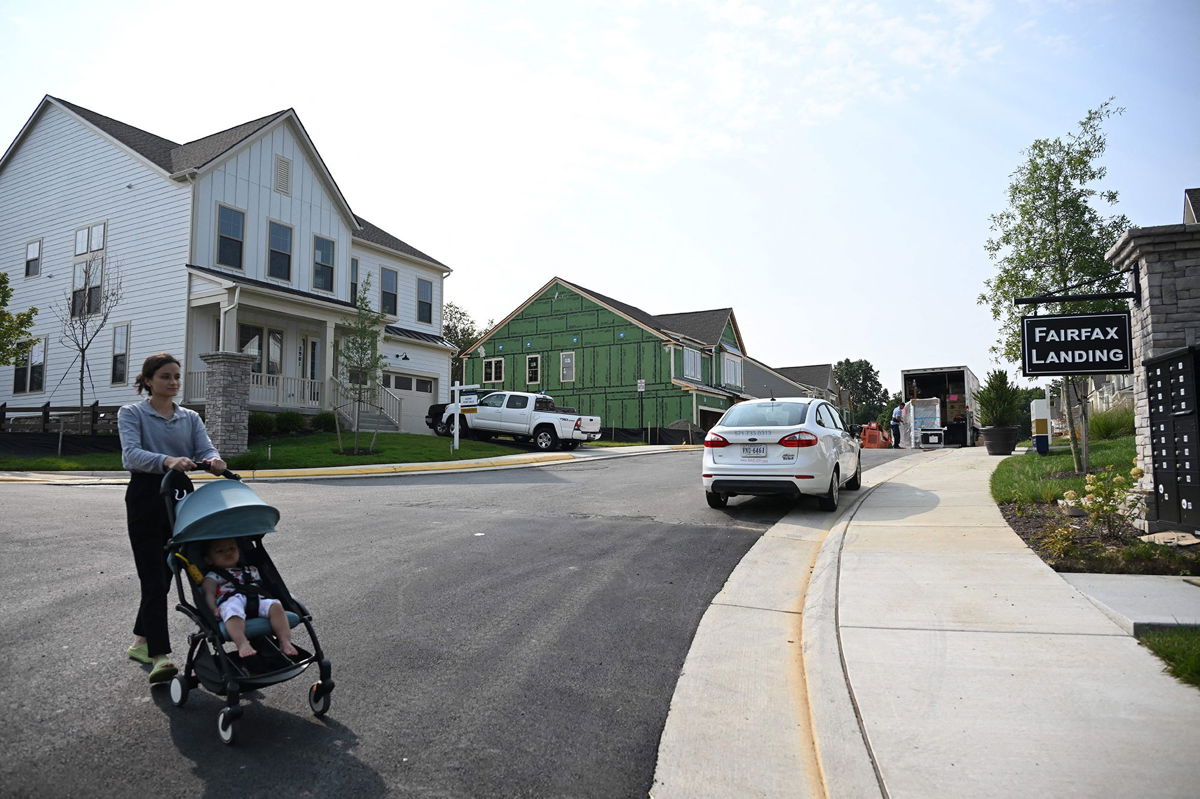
[653,447,1200,799]
[818,447,1200,798]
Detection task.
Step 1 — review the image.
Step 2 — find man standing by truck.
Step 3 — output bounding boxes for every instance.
[890,404,904,449]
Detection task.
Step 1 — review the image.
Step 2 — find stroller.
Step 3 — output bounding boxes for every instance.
[160,464,333,745]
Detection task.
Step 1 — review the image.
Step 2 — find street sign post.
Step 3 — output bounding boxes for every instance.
[451,383,481,451]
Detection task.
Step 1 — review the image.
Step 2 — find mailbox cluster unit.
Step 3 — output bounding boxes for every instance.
[1147,346,1200,532]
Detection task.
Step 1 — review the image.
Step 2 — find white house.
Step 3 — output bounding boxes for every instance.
[0,96,454,433]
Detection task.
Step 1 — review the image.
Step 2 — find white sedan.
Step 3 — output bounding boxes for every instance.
[701,397,861,511]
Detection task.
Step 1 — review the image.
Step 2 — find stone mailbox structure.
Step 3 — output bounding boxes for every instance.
[1107,221,1200,531]
[198,351,255,457]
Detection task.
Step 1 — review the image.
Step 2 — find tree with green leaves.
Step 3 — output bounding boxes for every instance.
[0,272,38,366]
[978,99,1130,473]
[833,358,889,424]
[337,275,388,453]
[441,301,491,383]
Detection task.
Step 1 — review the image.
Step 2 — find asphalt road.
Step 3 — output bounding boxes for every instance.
[0,446,912,798]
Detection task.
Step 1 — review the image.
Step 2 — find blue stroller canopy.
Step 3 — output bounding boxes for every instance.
[171,480,280,542]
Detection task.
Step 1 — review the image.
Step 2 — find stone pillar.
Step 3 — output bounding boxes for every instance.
[199,351,255,456]
[1106,223,1200,526]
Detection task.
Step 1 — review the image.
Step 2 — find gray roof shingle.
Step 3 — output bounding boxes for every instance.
[353,216,447,268]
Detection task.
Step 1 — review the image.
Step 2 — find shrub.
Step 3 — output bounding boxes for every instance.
[248,412,275,437]
[1089,403,1135,440]
[311,412,338,432]
[274,410,305,434]
[975,369,1022,427]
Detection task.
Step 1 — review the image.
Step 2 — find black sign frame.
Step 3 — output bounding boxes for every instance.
[1021,312,1133,377]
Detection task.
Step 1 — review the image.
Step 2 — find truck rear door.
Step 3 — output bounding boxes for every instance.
[501,393,532,433]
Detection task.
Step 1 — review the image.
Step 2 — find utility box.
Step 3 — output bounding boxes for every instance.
[920,428,946,448]
[1031,398,1050,455]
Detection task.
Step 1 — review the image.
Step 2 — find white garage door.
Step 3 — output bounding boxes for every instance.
[383,373,438,434]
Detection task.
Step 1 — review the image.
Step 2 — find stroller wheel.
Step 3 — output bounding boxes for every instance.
[308,682,331,717]
[217,707,237,745]
[169,675,189,707]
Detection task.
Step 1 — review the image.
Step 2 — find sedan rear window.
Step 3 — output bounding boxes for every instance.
[721,402,808,427]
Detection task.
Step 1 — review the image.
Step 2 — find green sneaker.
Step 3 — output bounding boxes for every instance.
[148,657,177,684]
[126,643,152,665]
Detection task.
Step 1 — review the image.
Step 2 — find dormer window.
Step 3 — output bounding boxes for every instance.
[683,347,701,380]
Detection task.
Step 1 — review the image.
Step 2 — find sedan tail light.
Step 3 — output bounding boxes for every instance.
[778,431,818,448]
[704,432,730,448]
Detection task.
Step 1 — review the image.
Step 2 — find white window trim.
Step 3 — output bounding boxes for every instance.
[74,221,105,257]
[683,347,701,381]
[380,267,398,317]
[313,235,336,293]
[483,357,504,383]
[416,277,433,324]
[216,204,245,270]
[526,354,540,385]
[350,257,360,302]
[266,219,294,283]
[722,353,743,388]
[71,257,104,319]
[25,239,42,278]
[13,338,46,395]
[111,322,130,386]
[560,351,576,383]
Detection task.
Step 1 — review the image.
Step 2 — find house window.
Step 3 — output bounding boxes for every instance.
[74,222,105,257]
[268,222,292,281]
[722,354,743,388]
[273,155,291,195]
[111,323,129,385]
[683,347,701,380]
[381,268,398,315]
[313,236,335,292]
[238,324,284,374]
[417,278,433,323]
[12,339,45,394]
[217,206,244,269]
[71,259,103,318]
[350,258,359,301]
[560,351,575,383]
[483,357,504,383]
[526,354,540,384]
[25,240,41,277]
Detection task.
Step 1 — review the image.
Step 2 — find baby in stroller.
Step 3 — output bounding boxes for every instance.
[202,537,299,659]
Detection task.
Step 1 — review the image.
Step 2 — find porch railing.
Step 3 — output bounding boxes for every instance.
[185,371,323,409]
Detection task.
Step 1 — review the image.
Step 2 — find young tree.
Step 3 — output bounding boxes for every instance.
[978,99,1131,473]
[441,301,491,383]
[0,272,38,365]
[49,257,123,432]
[337,275,388,453]
[833,358,889,424]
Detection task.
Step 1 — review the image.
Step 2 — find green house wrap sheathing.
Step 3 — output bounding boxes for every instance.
[464,282,737,430]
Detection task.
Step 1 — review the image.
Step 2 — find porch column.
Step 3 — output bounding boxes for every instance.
[323,320,336,410]
[200,351,255,456]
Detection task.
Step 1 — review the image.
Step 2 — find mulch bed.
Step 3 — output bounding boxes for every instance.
[998,501,1200,575]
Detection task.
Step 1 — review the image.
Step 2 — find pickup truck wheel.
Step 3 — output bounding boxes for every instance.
[560,441,580,451]
[434,419,451,437]
[533,426,560,451]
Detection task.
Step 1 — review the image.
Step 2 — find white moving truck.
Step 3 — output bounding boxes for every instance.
[900,366,980,446]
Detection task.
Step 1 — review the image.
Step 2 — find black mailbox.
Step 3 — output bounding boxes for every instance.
[1146,346,1200,531]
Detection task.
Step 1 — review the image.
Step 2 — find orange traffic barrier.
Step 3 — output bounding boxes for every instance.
[859,421,892,449]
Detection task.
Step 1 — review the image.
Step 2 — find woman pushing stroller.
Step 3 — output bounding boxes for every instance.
[202,538,299,659]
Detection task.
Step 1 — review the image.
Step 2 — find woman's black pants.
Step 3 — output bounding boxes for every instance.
[126,473,172,657]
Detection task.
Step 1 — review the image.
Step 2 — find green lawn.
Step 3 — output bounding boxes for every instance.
[0,432,542,472]
[1138,627,1200,690]
[990,436,1137,505]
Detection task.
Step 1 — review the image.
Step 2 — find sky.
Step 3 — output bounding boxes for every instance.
[2,0,1197,396]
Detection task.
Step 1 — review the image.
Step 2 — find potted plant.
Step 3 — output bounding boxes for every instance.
[974,369,1022,455]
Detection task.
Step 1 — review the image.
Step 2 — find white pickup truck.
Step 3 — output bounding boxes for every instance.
[440,391,602,451]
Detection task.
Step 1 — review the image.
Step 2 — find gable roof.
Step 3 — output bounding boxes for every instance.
[354,215,449,270]
[1186,188,1200,224]
[2,96,447,271]
[777,364,835,390]
[654,309,738,350]
[743,357,823,400]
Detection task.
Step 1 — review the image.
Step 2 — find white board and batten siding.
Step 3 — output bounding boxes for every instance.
[0,103,191,409]
[192,120,354,301]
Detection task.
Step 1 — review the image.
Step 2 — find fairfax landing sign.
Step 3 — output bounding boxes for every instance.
[1021,312,1133,376]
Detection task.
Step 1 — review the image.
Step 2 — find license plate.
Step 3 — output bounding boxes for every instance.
[741,445,767,458]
